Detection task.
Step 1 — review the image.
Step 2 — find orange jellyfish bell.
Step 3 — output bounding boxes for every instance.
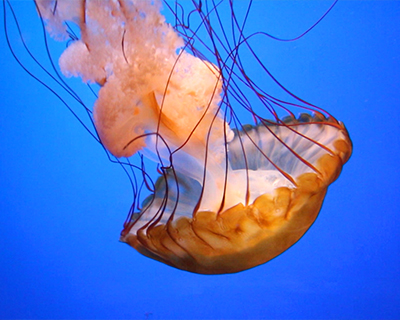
[37,0,352,274]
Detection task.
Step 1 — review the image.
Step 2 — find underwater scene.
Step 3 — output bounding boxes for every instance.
[0,1,399,319]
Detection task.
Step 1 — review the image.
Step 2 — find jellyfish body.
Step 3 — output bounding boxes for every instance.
[36,0,352,274]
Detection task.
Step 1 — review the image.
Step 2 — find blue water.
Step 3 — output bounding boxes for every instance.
[0,1,399,319]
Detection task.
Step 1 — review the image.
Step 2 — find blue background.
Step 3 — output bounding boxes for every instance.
[1,1,399,319]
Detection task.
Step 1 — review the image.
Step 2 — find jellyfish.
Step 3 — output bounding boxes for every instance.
[27,0,351,274]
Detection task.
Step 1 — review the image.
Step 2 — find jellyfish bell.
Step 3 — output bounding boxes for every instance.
[123,116,351,274]
[30,0,351,274]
